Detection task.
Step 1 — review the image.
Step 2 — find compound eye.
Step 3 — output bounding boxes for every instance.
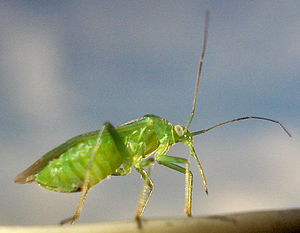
[174,125,184,137]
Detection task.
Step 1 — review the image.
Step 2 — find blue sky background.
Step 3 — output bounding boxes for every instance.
[0,1,300,225]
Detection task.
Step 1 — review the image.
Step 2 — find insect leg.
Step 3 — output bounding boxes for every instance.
[60,121,130,224]
[111,168,126,176]
[156,155,193,216]
[134,158,155,225]
[59,188,89,225]
[59,123,107,225]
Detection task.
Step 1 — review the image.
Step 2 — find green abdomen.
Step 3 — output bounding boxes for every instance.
[35,137,123,193]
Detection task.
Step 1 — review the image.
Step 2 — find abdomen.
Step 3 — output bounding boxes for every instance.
[35,137,123,193]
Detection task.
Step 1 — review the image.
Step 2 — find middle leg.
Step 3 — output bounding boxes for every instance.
[134,158,155,225]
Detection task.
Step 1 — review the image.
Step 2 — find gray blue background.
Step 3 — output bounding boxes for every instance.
[1,1,300,225]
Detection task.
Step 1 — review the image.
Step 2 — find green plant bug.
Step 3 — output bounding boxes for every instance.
[14,10,291,225]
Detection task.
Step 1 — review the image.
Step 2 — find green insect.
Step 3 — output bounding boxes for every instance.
[14,11,291,225]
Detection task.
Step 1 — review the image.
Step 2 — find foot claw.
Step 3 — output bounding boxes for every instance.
[135,216,142,229]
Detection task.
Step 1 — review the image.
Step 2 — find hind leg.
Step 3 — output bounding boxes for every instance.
[60,121,131,224]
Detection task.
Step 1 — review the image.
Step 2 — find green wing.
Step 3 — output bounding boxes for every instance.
[14,130,100,184]
[14,116,152,184]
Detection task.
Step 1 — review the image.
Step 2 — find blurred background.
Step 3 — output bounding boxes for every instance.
[1,1,299,225]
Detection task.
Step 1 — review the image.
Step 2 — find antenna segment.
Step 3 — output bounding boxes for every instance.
[186,10,210,129]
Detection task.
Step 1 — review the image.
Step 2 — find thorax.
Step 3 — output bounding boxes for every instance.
[119,115,176,160]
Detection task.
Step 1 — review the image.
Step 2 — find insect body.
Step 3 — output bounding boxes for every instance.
[14,11,290,225]
[15,115,190,193]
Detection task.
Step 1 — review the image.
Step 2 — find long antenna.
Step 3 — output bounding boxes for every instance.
[186,10,210,129]
[191,116,292,137]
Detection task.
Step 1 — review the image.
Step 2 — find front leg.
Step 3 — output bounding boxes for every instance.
[155,155,193,216]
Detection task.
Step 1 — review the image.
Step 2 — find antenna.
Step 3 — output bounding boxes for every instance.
[186,10,210,129]
[191,116,292,137]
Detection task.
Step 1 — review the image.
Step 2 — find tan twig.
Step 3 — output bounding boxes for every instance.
[2,208,300,233]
